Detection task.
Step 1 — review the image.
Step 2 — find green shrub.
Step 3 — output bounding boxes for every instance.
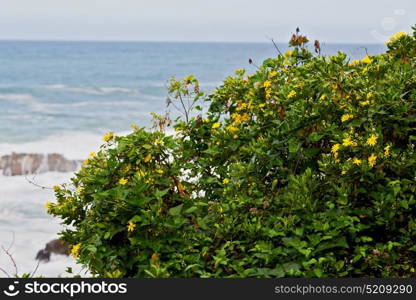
[49,28,416,277]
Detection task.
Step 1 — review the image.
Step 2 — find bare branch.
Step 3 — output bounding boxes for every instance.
[30,260,41,278]
[270,38,283,56]
[248,58,259,69]
[25,174,53,190]
[1,246,18,276]
[357,46,369,56]
[0,266,10,278]
[6,231,15,252]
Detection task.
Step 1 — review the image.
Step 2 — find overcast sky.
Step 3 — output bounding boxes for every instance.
[0,0,414,43]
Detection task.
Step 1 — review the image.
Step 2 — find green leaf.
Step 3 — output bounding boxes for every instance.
[314,237,349,253]
[288,138,301,153]
[154,188,170,200]
[126,196,151,207]
[307,133,324,142]
[169,204,184,216]
[314,268,323,277]
[184,206,198,214]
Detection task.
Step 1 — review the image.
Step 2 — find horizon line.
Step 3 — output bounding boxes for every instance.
[0,38,385,45]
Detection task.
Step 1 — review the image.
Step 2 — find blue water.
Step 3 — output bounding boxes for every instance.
[0,41,386,144]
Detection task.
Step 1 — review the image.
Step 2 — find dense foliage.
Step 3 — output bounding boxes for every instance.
[49,28,416,277]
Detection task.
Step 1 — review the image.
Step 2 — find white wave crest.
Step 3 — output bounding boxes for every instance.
[44,84,139,96]
[0,130,132,160]
[0,93,33,101]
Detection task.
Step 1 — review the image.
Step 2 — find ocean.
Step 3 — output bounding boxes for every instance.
[0,41,386,277]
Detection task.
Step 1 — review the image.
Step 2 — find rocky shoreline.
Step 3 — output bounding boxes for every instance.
[0,153,81,176]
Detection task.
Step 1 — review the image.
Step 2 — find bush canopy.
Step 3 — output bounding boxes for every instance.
[49,27,416,277]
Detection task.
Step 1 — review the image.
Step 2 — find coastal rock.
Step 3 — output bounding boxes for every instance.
[0,153,81,176]
[36,239,70,262]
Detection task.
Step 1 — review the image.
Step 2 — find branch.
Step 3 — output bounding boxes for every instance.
[248,58,259,69]
[30,260,40,278]
[25,174,53,190]
[357,46,369,56]
[6,231,15,252]
[270,38,283,56]
[1,246,18,276]
[0,266,10,278]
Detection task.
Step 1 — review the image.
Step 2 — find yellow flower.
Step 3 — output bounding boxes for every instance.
[368,153,377,167]
[71,243,81,259]
[45,201,52,211]
[119,178,128,185]
[287,90,296,99]
[226,125,239,133]
[247,101,254,112]
[366,134,377,146]
[130,124,138,130]
[53,185,60,192]
[76,187,83,194]
[366,92,374,99]
[236,101,247,111]
[83,159,89,165]
[361,56,372,64]
[353,158,362,165]
[155,169,164,174]
[259,103,266,108]
[350,59,360,66]
[386,31,407,45]
[137,169,146,177]
[384,145,391,156]
[341,170,347,175]
[124,164,131,172]
[341,114,354,122]
[102,132,114,142]
[331,144,340,153]
[144,178,152,184]
[269,71,278,78]
[359,100,370,106]
[319,95,327,100]
[143,153,152,162]
[212,122,221,129]
[342,137,357,147]
[88,152,96,158]
[231,113,249,125]
[265,89,272,100]
[284,50,293,57]
[263,81,272,88]
[154,139,163,146]
[223,178,230,184]
[127,221,136,232]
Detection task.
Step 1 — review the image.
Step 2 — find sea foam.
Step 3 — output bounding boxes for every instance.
[0,172,88,277]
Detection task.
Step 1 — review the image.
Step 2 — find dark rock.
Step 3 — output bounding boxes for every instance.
[35,249,51,262]
[35,239,70,262]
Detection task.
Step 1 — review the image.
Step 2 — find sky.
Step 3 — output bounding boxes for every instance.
[0,0,414,43]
